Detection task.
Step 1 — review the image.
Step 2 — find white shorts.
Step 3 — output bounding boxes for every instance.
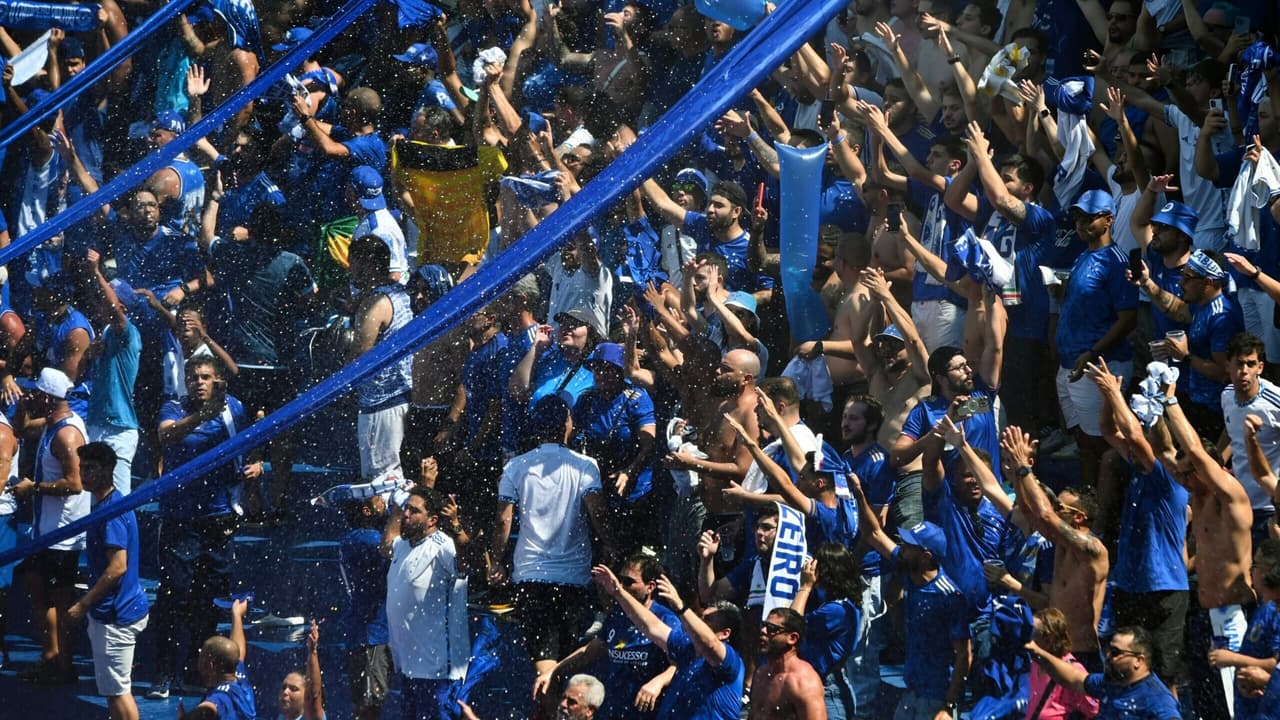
[88,614,148,696]
[1057,360,1133,437]
[911,299,966,354]
[358,402,409,479]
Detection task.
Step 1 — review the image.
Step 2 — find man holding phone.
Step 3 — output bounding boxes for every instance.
[148,357,252,699]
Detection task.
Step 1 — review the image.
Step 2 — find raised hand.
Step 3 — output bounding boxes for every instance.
[1099,86,1127,122]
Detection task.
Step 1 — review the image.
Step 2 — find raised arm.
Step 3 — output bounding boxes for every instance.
[874,21,939,119]
[304,621,325,720]
[230,598,249,663]
[861,268,932,386]
[593,564,673,652]
[848,472,897,558]
[640,179,690,228]
[1244,415,1280,499]
[1003,425,1105,561]
[656,575,729,665]
[861,102,938,191]
[1085,359,1156,470]
[1162,382,1247,500]
[1025,640,1088,694]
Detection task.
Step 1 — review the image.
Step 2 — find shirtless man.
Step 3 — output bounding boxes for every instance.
[749,608,826,720]
[1159,378,1253,717]
[999,426,1110,670]
[851,268,930,504]
[794,233,872,387]
[667,348,759,516]
[544,2,652,119]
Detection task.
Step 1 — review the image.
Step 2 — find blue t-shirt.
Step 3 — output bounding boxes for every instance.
[208,240,316,366]
[110,225,204,295]
[572,382,656,502]
[415,78,457,112]
[890,547,970,701]
[926,479,1006,612]
[1055,244,1138,368]
[800,598,860,677]
[977,200,1057,340]
[597,602,681,720]
[509,346,595,454]
[657,624,744,720]
[1187,294,1244,406]
[846,444,896,577]
[86,490,149,625]
[1082,672,1181,719]
[87,321,141,430]
[497,324,538,455]
[682,210,769,292]
[338,527,389,647]
[819,173,869,234]
[157,395,248,519]
[906,178,969,306]
[1113,459,1189,593]
[460,332,509,458]
[1236,601,1280,720]
[1144,249,1188,339]
[204,660,257,720]
[807,496,858,550]
[900,379,1001,479]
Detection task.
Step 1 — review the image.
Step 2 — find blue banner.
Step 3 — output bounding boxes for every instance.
[0,0,852,567]
[777,142,832,344]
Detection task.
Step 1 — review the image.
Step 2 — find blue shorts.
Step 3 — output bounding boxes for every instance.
[0,514,15,588]
[400,676,459,720]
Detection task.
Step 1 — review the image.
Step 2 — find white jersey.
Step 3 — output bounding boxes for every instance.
[386,531,467,680]
[0,414,18,516]
[33,412,89,550]
[1223,379,1280,511]
[498,443,603,586]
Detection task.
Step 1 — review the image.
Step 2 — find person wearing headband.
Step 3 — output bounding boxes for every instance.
[1142,249,1244,438]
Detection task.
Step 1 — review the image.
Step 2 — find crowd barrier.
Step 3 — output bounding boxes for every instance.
[0,0,199,150]
[0,0,851,567]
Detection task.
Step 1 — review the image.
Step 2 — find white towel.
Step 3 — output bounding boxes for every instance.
[1225,146,1280,251]
[977,43,1029,103]
[1053,81,1096,210]
[472,46,508,85]
[781,355,834,411]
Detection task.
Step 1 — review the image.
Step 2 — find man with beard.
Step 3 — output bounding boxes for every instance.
[1132,185,1195,342]
[1026,626,1180,719]
[748,608,826,720]
[850,478,970,719]
[545,228,612,339]
[381,487,466,720]
[640,178,760,293]
[861,101,970,352]
[667,348,759,518]
[1000,426,1109,670]
[1220,334,1280,542]
[1158,377,1254,719]
[533,555,678,720]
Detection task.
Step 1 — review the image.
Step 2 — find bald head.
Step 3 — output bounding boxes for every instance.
[724,348,761,378]
[201,636,240,675]
[345,87,383,125]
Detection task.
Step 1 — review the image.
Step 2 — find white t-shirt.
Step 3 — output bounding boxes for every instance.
[1222,378,1280,511]
[546,259,613,336]
[498,443,603,586]
[354,208,410,280]
[741,422,819,494]
[1165,106,1232,239]
[1106,166,1143,255]
[34,412,89,550]
[386,531,465,680]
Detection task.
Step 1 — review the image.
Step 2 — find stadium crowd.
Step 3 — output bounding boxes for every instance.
[1,0,1280,718]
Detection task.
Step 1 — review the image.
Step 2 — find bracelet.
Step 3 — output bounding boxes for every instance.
[678,604,691,614]
[208,191,223,202]
[298,114,312,123]
[744,132,760,144]
[180,282,191,295]
[1038,108,1051,119]
[1253,268,1263,280]
[947,55,962,64]
[833,133,847,145]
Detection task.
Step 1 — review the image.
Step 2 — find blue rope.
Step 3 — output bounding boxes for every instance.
[0,0,378,267]
[0,0,200,150]
[0,0,852,568]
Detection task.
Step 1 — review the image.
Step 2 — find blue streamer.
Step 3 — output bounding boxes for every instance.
[0,1,102,32]
[0,0,851,568]
[0,0,199,150]
[0,0,379,267]
[777,142,832,344]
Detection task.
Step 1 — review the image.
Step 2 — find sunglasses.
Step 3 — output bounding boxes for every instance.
[671,182,702,195]
[1106,645,1141,659]
[762,621,789,636]
[618,575,642,587]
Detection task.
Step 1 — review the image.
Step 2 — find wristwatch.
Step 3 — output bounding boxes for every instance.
[1015,466,1034,478]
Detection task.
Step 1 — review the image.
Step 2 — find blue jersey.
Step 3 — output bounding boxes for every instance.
[1144,249,1187,339]
[819,172,869,234]
[907,178,969,306]
[111,225,203,298]
[845,444,896,577]
[461,333,509,460]
[598,602,680,720]
[1082,672,1180,719]
[682,211,769,292]
[977,200,1057,340]
[338,527,389,647]
[890,548,970,701]
[657,624,744,720]
[506,346,595,454]
[926,480,1006,612]
[800,598,860,677]
[158,395,248,519]
[415,79,457,112]
[900,379,1001,479]
[1187,294,1244,406]
[1236,601,1280,720]
[1055,245,1138,368]
[572,382,656,502]
[86,490,149,625]
[1113,459,1189,593]
[87,321,141,431]
[204,661,257,720]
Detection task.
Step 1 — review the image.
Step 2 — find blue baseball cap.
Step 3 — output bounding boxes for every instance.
[25,88,52,109]
[725,291,758,323]
[673,168,710,197]
[525,110,550,134]
[153,110,186,134]
[60,37,86,60]
[272,26,314,52]
[1070,189,1115,216]
[874,324,905,345]
[415,264,454,304]
[1150,201,1199,238]
[898,521,948,558]
[349,165,386,211]
[587,342,625,371]
[394,43,438,70]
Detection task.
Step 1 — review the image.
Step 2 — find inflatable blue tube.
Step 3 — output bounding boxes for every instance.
[777,142,832,344]
[0,0,199,150]
[0,0,852,567]
[0,0,378,266]
[0,1,102,32]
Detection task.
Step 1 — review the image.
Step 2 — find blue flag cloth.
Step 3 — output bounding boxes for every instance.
[1051,75,1093,115]
[1240,42,1278,138]
[389,0,444,28]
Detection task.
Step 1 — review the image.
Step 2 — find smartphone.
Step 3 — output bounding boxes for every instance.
[1128,248,1144,277]
[957,396,990,419]
[1234,15,1250,35]
[1210,98,1225,113]
[1228,63,1237,86]
[886,203,903,231]
[819,100,836,129]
